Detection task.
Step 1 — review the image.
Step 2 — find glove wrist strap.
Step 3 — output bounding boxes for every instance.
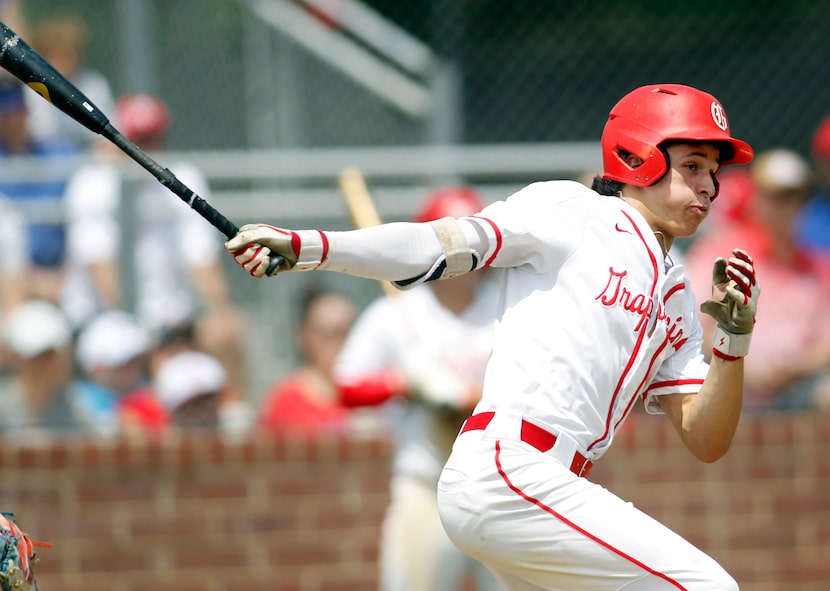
[293,230,329,271]
[712,325,752,359]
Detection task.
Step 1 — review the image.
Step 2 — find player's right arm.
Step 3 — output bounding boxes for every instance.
[223,181,587,283]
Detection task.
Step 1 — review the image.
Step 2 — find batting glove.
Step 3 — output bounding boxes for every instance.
[402,348,477,412]
[225,224,329,278]
[699,249,761,361]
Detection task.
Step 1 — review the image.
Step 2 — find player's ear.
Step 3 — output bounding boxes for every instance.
[624,153,644,169]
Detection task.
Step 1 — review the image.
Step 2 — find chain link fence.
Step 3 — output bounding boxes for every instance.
[9,0,830,400]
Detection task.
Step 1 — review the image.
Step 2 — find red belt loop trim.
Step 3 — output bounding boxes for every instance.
[460,412,594,477]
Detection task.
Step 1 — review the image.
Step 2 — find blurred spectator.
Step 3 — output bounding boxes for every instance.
[685,148,830,412]
[0,0,29,39]
[257,285,361,433]
[0,299,97,440]
[0,195,28,316]
[798,115,830,255]
[74,309,167,438]
[60,93,249,408]
[0,76,77,303]
[25,11,115,152]
[154,350,228,431]
[333,187,502,591]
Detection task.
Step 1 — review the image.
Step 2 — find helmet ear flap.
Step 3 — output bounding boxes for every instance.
[602,118,669,186]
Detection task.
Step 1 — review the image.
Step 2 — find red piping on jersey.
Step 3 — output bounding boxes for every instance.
[588,211,660,452]
[618,280,692,427]
[617,338,669,430]
[472,216,502,267]
[664,281,685,300]
[317,230,330,266]
[646,378,705,395]
[493,440,689,590]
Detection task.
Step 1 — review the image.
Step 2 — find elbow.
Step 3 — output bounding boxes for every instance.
[691,440,732,463]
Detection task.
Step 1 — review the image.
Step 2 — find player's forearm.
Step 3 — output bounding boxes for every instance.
[321,223,445,281]
[680,358,744,462]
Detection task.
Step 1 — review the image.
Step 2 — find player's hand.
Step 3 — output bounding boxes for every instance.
[699,249,760,359]
[224,224,299,277]
[402,349,476,411]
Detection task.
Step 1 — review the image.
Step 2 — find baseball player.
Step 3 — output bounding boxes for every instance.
[333,187,503,591]
[224,84,759,590]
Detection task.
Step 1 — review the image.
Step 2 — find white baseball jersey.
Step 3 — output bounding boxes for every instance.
[468,180,708,461]
[62,159,220,330]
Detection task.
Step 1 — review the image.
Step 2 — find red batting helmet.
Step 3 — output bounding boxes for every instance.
[601,84,753,187]
[413,187,485,223]
[115,93,170,142]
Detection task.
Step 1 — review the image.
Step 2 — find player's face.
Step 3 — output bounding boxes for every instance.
[630,143,720,245]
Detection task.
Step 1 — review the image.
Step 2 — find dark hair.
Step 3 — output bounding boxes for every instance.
[591,176,624,196]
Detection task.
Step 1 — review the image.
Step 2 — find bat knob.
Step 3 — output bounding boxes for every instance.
[264,254,285,277]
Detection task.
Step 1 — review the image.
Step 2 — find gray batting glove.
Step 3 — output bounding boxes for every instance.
[699,249,760,360]
[224,224,299,277]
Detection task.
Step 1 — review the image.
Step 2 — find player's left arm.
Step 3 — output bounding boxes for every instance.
[658,357,744,462]
[659,249,760,462]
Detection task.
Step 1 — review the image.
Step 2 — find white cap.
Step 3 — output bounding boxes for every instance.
[752,148,811,194]
[3,300,72,358]
[76,310,150,373]
[154,350,227,411]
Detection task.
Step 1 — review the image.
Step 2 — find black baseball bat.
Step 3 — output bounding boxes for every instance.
[0,21,283,276]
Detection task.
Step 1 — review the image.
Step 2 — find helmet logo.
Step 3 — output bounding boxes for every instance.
[710,101,729,131]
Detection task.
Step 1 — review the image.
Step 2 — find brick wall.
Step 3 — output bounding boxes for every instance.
[1,411,828,591]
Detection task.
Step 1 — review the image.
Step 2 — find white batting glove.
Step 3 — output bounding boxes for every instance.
[402,348,475,411]
[224,224,298,277]
[699,249,761,361]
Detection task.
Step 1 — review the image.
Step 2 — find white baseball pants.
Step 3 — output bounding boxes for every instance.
[437,421,739,591]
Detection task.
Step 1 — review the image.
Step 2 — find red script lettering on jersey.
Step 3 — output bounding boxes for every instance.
[595,267,688,350]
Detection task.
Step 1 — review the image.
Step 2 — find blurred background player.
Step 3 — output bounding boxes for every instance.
[257,285,364,434]
[24,10,115,153]
[60,93,249,416]
[685,147,830,412]
[333,187,503,591]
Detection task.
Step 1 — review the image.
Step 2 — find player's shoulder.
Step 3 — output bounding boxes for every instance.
[494,180,606,220]
[512,180,595,201]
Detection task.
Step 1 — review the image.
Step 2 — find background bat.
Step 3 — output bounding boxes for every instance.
[337,166,398,297]
[0,21,283,276]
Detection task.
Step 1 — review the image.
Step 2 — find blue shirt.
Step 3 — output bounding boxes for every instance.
[0,138,77,267]
[797,192,830,253]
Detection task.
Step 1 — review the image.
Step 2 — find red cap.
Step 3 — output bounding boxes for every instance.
[713,168,755,222]
[413,187,485,223]
[115,93,169,142]
[811,116,830,159]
